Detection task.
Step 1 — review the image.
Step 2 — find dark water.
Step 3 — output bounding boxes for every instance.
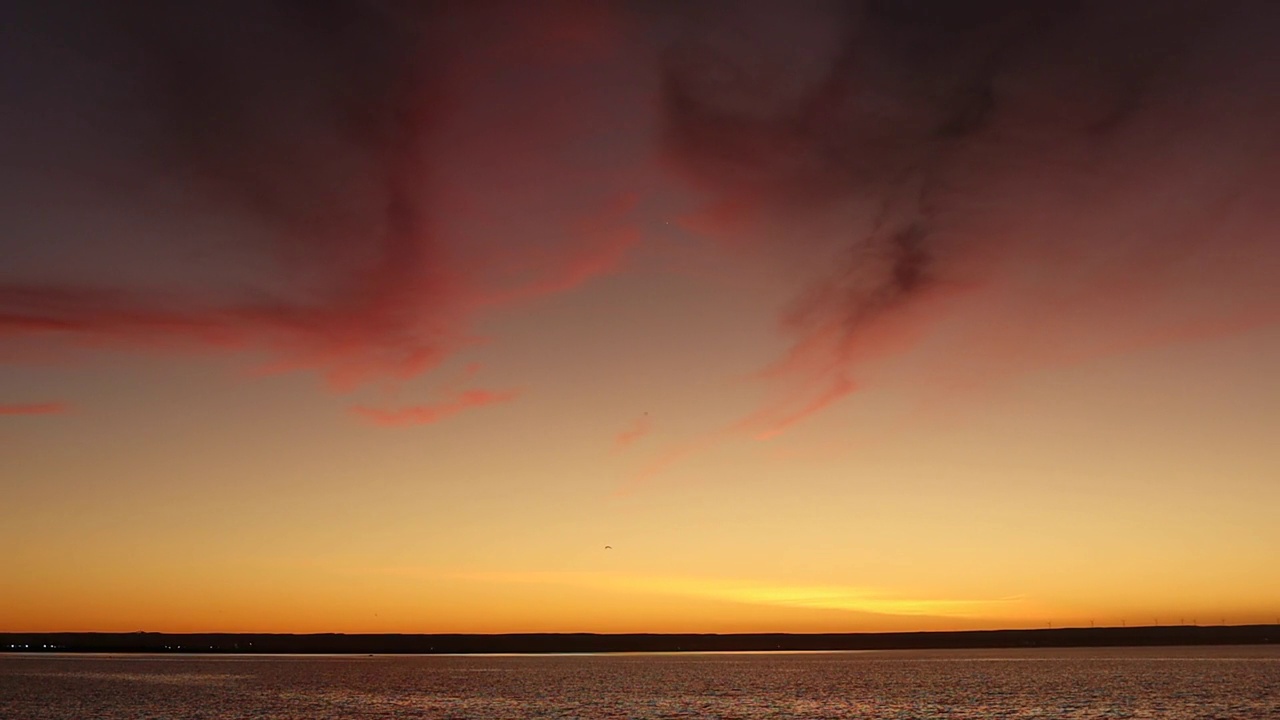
[2,646,1278,719]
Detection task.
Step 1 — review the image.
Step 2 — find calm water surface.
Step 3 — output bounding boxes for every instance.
[2,646,1278,719]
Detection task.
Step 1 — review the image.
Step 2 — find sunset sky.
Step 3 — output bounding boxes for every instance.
[3,0,1279,634]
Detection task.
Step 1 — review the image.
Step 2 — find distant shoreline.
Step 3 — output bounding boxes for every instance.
[2,625,1277,655]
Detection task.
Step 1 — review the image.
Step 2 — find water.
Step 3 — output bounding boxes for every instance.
[2,646,1278,719]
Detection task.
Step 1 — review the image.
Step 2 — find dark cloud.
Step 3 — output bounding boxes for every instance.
[0,0,452,386]
[0,0,641,394]
[5,0,1279,439]
[658,0,1280,433]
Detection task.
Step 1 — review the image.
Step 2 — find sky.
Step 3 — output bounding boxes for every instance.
[2,0,1279,634]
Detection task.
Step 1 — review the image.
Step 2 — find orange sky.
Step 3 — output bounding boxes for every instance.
[2,1,1279,633]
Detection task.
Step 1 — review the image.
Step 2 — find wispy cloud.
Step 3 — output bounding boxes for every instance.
[0,402,69,416]
[616,430,728,496]
[744,374,858,441]
[352,388,520,427]
[475,193,644,308]
[613,413,652,451]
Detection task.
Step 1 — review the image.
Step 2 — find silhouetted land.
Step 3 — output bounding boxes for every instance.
[2,626,1276,654]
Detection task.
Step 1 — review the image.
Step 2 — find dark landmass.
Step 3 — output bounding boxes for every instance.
[2,626,1277,655]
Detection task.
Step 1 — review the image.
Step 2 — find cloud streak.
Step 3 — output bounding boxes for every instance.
[747,374,858,441]
[352,388,521,428]
[0,402,68,416]
[614,413,653,451]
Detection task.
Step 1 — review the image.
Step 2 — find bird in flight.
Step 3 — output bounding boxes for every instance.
[604,546,612,550]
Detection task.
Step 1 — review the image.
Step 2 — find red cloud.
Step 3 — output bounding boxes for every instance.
[747,375,858,442]
[613,1,1280,491]
[474,194,643,308]
[671,1,1280,394]
[0,281,472,393]
[0,2,643,413]
[0,402,68,416]
[616,430,726,497]
[351,388,521,428]
[613,413,652,451]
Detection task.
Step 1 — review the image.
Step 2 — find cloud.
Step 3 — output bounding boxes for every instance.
[0,402,68,416]
[613,413,653,450]
[616,428,737,497]
[745,374,858,441]
[658,0,1280,436]
[0,0,452,387]
[0,0,641,399]
[7,1,1279,447]
[473,193,644,308]
[352,388,521,428]
[602,1,1280,489]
